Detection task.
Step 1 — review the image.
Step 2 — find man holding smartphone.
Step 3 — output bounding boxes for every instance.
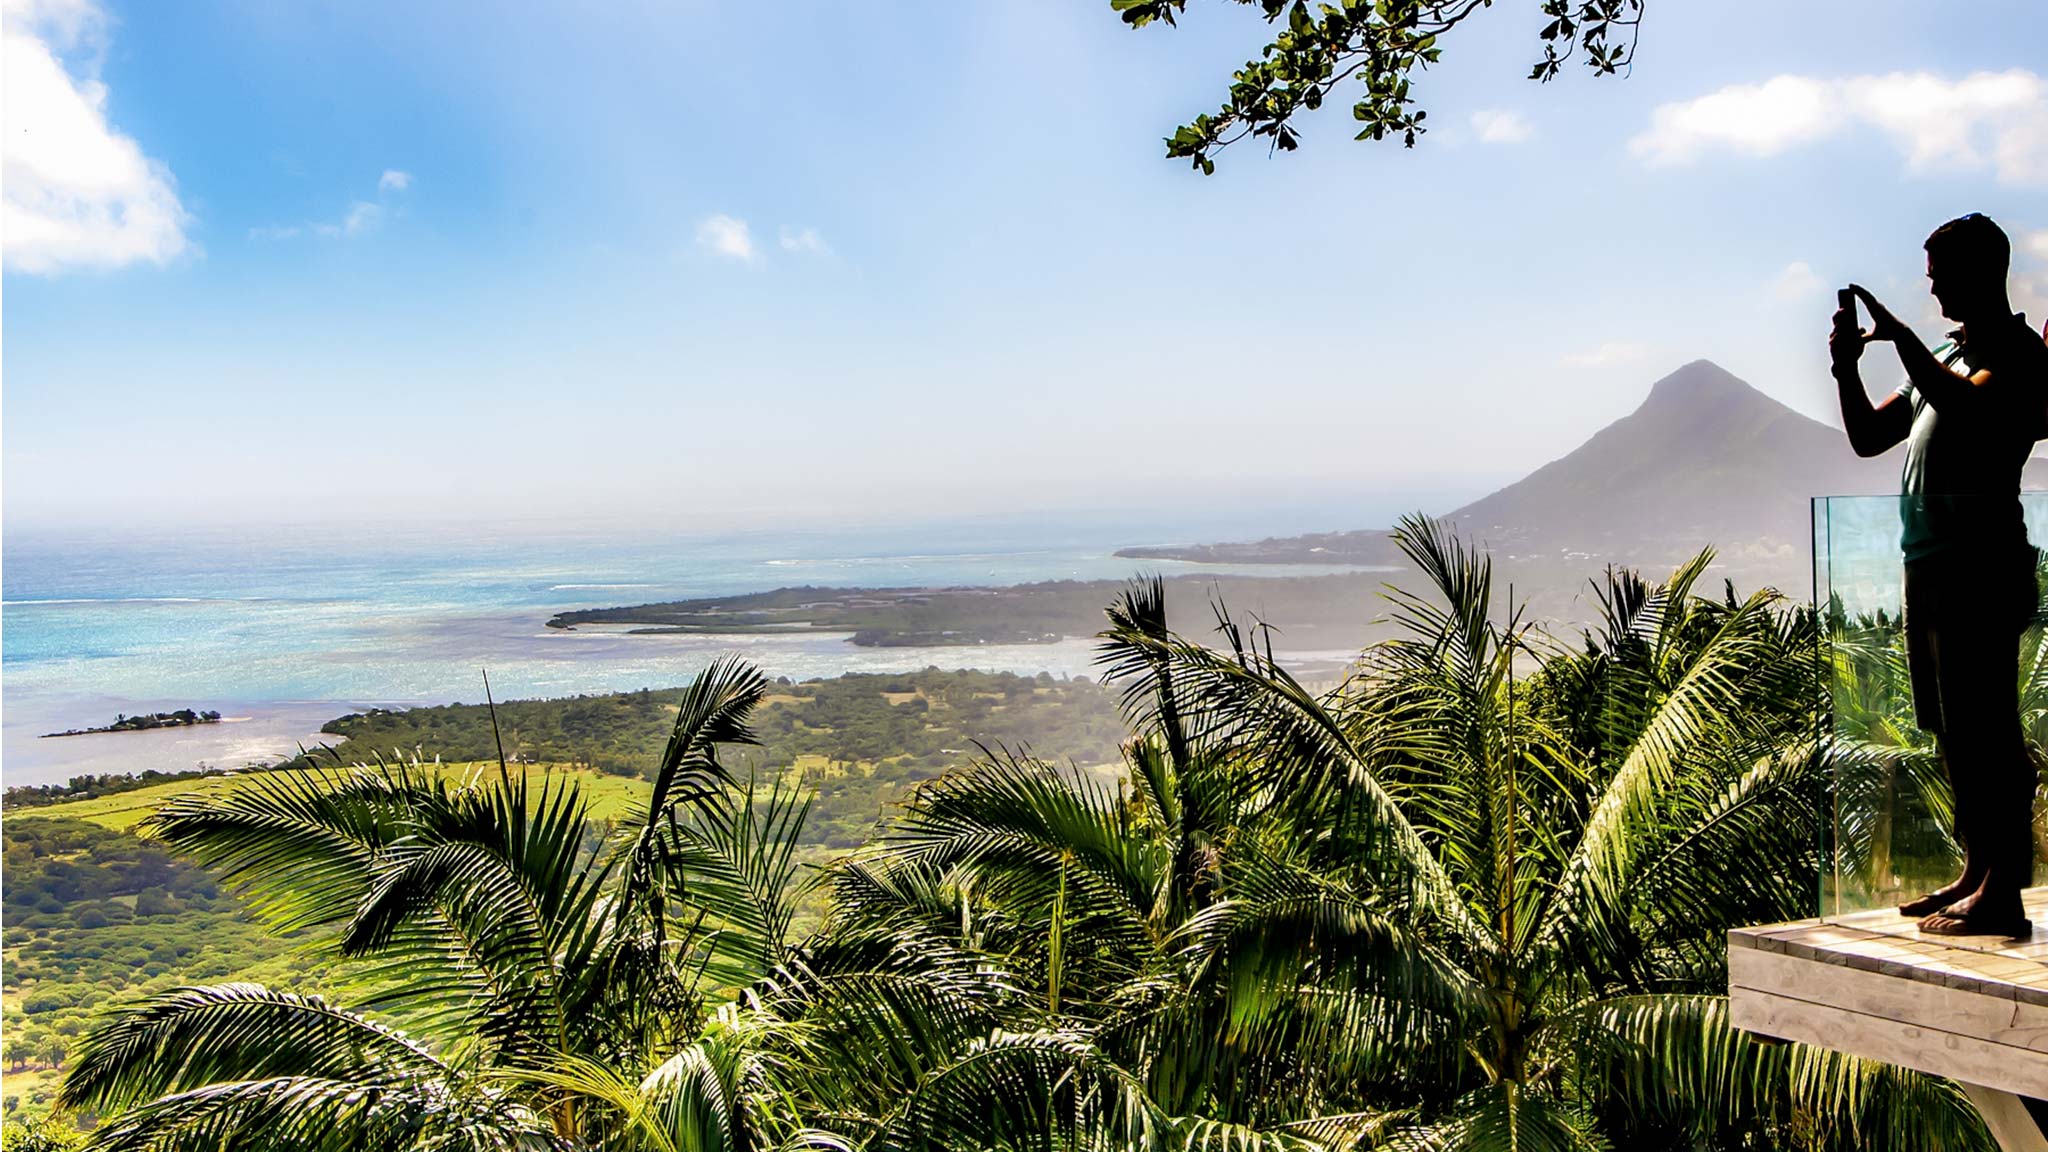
[1832,212,2048,938]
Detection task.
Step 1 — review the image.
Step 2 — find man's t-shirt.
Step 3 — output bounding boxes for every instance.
[1895,313,2048,562]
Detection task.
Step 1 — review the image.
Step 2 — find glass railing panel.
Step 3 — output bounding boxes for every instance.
[1817,493,2048,947]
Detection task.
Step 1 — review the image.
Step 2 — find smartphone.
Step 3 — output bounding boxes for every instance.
[1837,287,1856,331]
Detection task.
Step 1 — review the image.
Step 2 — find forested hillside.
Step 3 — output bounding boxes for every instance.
[1,818,355,1117]
[307,667,1126,848]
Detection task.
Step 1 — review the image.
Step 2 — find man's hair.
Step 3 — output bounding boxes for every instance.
[1924,212,2010,281]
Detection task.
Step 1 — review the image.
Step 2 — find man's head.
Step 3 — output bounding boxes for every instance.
[1924,213,2011,323]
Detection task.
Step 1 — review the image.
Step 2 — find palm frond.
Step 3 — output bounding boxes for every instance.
[80,1075,555,1152]
[60,983,446,1115]
[880,749,1166,959]
[1096,601,1485,943]
[658,779,817,987]
[1551,584,1789,954]
[618,657,771,916]
[143,764,422,932]
[873,1030,1164,1152]
[1552,992,1991,1152]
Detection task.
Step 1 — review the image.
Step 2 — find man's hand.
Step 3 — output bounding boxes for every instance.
[1849,284,1911,343]
[1831,295,1867,372]
[1831,283,1913,455]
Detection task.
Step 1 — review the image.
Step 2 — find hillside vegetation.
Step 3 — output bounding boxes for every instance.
[303,667,1125,849]
[1,817,351,1114]
[1,762,645,1119]
[1,668,1128,1118]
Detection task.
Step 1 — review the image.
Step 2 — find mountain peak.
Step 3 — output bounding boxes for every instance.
[1631,359,1803,432]
[1642,358,1750,405]
[1440,357,1880,554]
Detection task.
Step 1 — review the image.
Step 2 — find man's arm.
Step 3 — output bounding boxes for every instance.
[1833,293,1912,456]
[1850,284,1981,412]
[1832,363,1912,456]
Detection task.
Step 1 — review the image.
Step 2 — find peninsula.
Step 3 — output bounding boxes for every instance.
[544,575,1393,650]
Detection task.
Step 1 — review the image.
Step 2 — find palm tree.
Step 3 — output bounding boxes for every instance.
[59,658,825,1152]
[830,515,1992,1150]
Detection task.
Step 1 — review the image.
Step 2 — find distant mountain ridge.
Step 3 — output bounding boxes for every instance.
[1119,359,2048,577]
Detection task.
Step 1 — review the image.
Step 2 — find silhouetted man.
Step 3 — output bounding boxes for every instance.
[1833,213,2048,937]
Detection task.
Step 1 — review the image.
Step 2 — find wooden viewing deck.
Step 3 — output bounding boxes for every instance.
[1730,887,2048,1150]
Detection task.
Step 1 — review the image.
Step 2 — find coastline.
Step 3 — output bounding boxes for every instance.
[1,527,1403,792]
[1,697,353,790]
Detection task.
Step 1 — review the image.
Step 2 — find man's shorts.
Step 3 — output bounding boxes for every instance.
[1901,544,2040,736]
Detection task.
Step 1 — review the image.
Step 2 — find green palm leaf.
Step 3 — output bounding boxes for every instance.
[60,984,446,1113]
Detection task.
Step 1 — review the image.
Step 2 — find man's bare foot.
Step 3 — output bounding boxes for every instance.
[1898,870,1986,917]
[1917,890,2032,938]
[1899,886,1970,917]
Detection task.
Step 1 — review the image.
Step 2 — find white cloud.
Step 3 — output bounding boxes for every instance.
[778,225,827,254]
[1560,341,1653,368]
[1632,70,2048,185]
[2016,232,2048,329]
[696,213,755,261]
[1770,260,1825,302]
[2016,280,2047,331]
[8,0,99,44]
[2,0,190,274]
[253,172,406,241]
[318,201,380,237]
[1631,76,1833,164]
[1470,109,1533,145]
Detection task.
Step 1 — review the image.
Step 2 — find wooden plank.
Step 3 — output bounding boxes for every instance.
[1828,936,1954,982]
[1785,929,1888,958]
[1746,917,1827,939]
[1950,954,2045,984]
[1835,904,1920,931]
[1958,1082,2048,1152]
[1781,919,1867,938]
[1729,987,2048,1097]
[1730,948,2048,1054]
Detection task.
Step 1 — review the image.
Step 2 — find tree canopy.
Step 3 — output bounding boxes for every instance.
[1112,0,1645,171]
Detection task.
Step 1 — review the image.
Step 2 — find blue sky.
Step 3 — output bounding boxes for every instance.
[4,0,2046,533]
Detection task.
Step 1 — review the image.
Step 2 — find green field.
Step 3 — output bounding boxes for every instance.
[12,760,649,835]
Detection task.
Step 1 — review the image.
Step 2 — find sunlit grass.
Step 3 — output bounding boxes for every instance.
[9,762,654,834]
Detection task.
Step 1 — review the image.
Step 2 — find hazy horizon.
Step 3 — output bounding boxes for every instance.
[0,471,1508,542]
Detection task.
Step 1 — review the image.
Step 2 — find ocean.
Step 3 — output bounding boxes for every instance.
[2,514,1386,788]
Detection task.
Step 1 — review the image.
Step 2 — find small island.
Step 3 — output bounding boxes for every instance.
[41,709,223,739]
